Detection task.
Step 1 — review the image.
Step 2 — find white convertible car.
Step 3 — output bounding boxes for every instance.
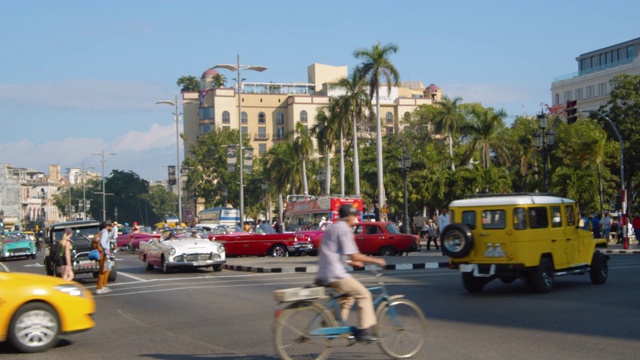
[138,235,226,273]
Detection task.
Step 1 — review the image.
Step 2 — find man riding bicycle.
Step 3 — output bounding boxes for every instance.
[315,204,386,343]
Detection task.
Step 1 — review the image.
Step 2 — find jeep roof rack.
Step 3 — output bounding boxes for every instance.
[463,192,563,199]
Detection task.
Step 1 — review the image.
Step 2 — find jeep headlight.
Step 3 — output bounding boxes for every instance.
[55,284,84,297]
[170,248,176,256]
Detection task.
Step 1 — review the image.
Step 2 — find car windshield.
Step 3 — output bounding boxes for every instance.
[386,223,400,234]
[52,226,100,241]
[257,223,276,234]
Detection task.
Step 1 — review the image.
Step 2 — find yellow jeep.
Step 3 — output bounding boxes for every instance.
[442,194,608,293]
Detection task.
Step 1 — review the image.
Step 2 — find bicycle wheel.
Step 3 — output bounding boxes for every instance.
[375,298,427,359]
[273,303,336,360]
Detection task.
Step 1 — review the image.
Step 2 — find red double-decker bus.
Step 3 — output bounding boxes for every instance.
[284,195,363,231]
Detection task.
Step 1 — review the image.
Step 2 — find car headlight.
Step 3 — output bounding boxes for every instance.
[218,244,225,254]
[55,284,84,297]
[170,248,176,256]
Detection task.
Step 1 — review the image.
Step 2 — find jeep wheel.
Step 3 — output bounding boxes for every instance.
[462,272,490,293]
[589,252,608,284]
[530,257,554,293]
[441,224,474,259]
[108,263,117,282]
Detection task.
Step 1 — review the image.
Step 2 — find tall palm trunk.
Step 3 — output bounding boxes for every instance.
[352,110,360,196]
[302,159,308,196]
[375,86,385,207]
[278,193,284,220]
[448,132,455,171]
[339,128,345,197]
[326,150,331,195]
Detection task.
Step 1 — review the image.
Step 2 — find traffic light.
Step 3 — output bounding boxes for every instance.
[566,100,578,124]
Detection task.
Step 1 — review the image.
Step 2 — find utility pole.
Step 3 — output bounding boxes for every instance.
[91,150,115,221]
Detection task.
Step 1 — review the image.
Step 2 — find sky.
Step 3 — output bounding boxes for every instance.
[0,0,637,181]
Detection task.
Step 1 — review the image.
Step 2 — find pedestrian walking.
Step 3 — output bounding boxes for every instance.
[273,216,284,233]
[438,209,450,255]
[57,228,74,281]
[601,211,612,242]
[96,220,113,295]
[426,219,439,251]
[591,213,601,239]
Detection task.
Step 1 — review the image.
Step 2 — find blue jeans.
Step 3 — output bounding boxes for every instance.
[602,228,611,240]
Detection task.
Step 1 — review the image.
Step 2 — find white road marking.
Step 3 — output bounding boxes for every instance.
[23,263,45,267]
[117,272,149,282]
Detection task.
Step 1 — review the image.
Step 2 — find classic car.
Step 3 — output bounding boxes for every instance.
[296,222,419,256]
[117,232,162,251]
[139,234,226,273]
[0,235,37,261]
[208,223,312,257]
[0,267,95,353]
[293,229,325,256]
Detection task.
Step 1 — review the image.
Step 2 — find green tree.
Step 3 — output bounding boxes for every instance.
[312,109,337,195]
[354,42,400,207]
[432,96,465,171]
[176,75,200,92]
[210,73,227,88]
[290,123,314,195]
[104,170,150,224]
[461,107,510,169]
[601,73,640,214]
[142,185,178,225]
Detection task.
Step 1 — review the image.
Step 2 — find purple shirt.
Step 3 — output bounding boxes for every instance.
[317,220,359,282]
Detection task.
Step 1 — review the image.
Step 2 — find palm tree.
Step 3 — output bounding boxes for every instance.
[210,73,227,88]
[176,75,200,92]
[264,142,301,218]
[290,123,314,195]
[330,67,372,196]
[312,109,337,195]
[354,42,400,207]
[461,108,510,169]
[326,97,352,197]
[433,96,465,171]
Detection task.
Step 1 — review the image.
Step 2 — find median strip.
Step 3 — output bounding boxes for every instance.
[222,261,450,273]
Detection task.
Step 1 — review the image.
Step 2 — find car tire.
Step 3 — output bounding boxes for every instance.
[462,272,490,293]
[31,254,37,259]
[212,264,223,272]
[144,257,154,271]
[108,264,117,282]
[162,257,172,273]
[441,224,474,259]
[379,246,398,256]
[8,302,60,353]
[270,245,287,257]
[530,257,554,293]
[589,252,608,285]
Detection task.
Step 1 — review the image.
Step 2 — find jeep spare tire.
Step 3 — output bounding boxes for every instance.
[441,224,474,258]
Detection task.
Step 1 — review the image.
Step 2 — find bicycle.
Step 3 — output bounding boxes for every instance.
[272,266,427,359]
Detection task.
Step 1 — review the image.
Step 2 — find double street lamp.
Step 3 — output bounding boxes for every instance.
[534,112,556,193]
[155,95,183,224]
[398,155,411,234]
[213,55,267,226]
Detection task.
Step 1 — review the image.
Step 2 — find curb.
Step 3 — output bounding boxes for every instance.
[598,249,640,254]
[223,261,450,273]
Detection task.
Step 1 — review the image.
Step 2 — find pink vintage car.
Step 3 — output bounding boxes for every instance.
[117,232,161,251]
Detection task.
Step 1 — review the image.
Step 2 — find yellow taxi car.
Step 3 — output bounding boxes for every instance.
[0,264,95,353]
[442,194,608,293]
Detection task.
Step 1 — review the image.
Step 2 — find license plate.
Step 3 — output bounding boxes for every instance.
[193,261,208,266]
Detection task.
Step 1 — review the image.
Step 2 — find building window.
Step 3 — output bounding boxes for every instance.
[241,111,248,124]
[258,126,267,138]
[300,110,308,123]
[386,126,394,134]
[200,124,214,135]
[200,107,214,120]
[275,127,285,139]
[258,112,266,124]
[275,112,284,125]
[259,143,267,155]
[222,111,230,124]
[554,93,560,105]
[241,126,248,135]
[575,88,582,100]
[628,45,634,59]
[385,112,393,124]
[403,112,411,121]
[222,126,230,131]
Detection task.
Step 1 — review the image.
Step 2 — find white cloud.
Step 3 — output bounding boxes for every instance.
[0,123,178,180]
[0,80,172,112]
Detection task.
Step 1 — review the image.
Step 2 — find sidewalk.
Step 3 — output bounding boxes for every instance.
[223,248,450,273]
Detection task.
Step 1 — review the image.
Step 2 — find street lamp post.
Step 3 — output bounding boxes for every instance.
[221,187,228,207]
[581,109,628,247]
[398,155,411,234]
[317,169,327,196]
[534,112,556,193]
[261,181,269,222]
[91,150,115,222]
[155,95,183,225]
[213,55,267,226]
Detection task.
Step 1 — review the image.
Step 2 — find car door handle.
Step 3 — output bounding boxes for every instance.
[480,233,489,236]
[388,237,394,240]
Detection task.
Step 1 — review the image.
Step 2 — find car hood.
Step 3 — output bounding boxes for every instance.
[1,271,72,287]
[163,239,221,253]
[1,240,34,249]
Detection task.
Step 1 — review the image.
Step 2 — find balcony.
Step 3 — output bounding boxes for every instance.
[253,132,270,140]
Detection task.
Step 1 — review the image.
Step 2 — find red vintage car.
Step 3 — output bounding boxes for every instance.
[208,224,311,257]
[117,232,161,251]
[294,222,419,256]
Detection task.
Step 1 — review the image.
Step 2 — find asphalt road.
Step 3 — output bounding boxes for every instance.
[2,251,640,360]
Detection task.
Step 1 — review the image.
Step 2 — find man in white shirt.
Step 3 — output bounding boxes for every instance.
[438,209,450,256]
[316,204,386,343]
[96,221,113,294]
[600,211,612,241]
